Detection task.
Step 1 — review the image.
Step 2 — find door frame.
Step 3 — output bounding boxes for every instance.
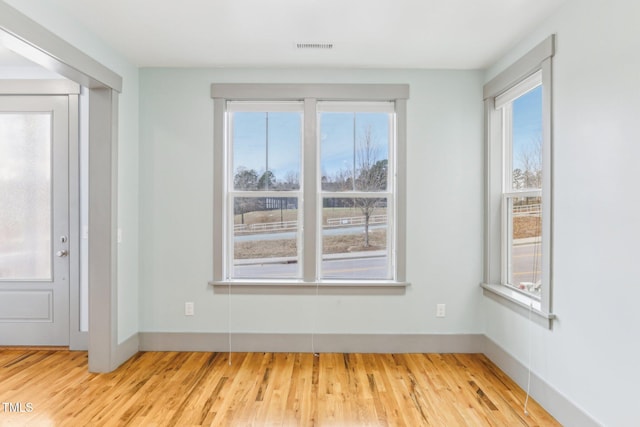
[0,2,127,372]
[0,82,80,346]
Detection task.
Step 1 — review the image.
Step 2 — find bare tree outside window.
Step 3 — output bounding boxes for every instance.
[518,135,542,189]
[326,125,387,248]
[283,171,299,190]
[354,126,386,247]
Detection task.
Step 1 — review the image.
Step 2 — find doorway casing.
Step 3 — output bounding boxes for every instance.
[0,1,132,372]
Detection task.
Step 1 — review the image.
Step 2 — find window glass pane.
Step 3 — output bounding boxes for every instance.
[511,85,542,190]
[233,197,299,279]
[232,111,301,191]
[0,113,52,280]
[320,112,389,192]
[321,197,389,279]
[508,195,542,296]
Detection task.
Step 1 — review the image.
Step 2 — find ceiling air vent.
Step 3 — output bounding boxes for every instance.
[296,42,334,50]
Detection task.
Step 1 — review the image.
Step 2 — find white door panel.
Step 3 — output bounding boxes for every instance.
[0,95,69,345]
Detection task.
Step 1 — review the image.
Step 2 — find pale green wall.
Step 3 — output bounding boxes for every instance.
[4,0,141,344]
[138,68,484,335]
[483,0,640,425]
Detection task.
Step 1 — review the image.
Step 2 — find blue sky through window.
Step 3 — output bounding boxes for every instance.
[232,111,301,183]
[232,110,391,184]
[320,112,389,180]
[512,85,542,172]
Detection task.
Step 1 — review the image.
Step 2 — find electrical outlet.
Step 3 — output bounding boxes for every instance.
[185,302,194,316]
[436,303,446,318]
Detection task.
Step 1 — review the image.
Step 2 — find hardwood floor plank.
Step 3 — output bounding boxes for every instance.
[0,349,561,426]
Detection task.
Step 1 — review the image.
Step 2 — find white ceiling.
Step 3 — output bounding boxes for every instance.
[32,0,567,69]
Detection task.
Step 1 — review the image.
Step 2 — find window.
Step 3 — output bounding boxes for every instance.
[319,103,395,280]
[499,73,543,296]
[227,103,303,279]
[482,36,555,326]
[211,84,409,286]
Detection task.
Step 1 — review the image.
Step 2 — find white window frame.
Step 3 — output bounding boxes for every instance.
[225,101,304,279]
[481,36,556,328]
[499,71,543,292]
[210,84,409,288]
[317,101,397,281]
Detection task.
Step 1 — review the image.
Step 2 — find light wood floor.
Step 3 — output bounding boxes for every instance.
[0,349,559,426]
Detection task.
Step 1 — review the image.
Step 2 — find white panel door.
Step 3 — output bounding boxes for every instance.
[0,95,69,345]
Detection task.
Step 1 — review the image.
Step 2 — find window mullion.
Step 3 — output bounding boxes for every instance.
[229,190,301,198]
[303,97,318,282]
[320,191,392,198]
[503,189,541,199]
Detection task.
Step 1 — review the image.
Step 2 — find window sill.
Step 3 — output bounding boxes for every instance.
[209,280,410,294]
[481,283,555,329]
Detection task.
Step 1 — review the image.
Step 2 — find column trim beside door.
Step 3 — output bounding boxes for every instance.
[88,87,120,372]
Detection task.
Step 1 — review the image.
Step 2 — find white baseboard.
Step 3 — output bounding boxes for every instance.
[114,332,139,370]
[482,336,601,427]
[138,332,483,353]
[69,331,88,351]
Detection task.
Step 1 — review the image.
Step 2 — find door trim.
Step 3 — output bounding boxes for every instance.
[0,79,80,95]
[0,4,122,91]
[0,82,82,348]
[68,92,85,350]
[0,2,129,372]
